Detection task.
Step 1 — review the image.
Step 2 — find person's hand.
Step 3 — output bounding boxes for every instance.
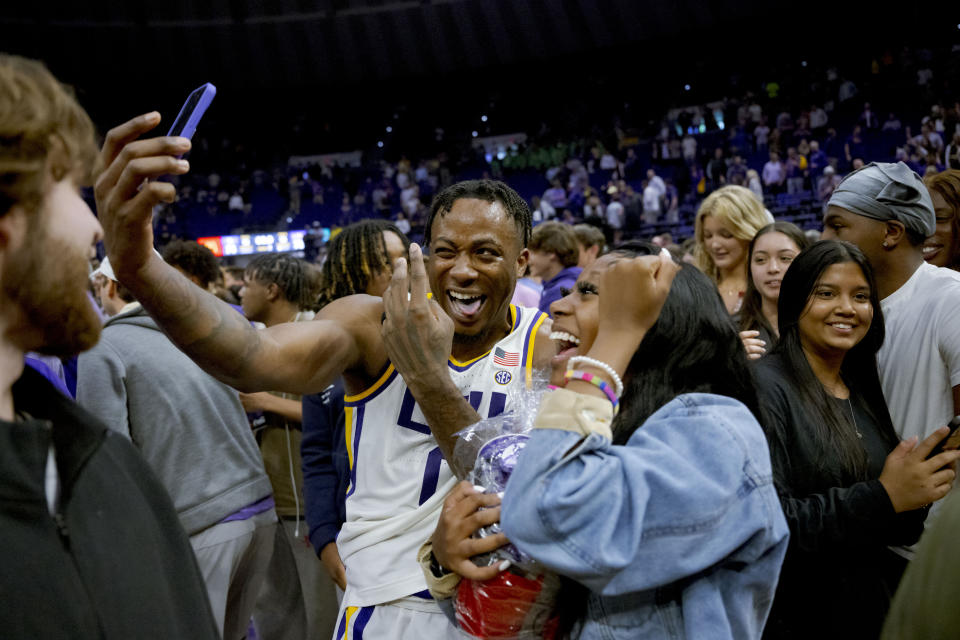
[879,426,960,513]
[320,541,347,591]
[93,112,192,281]
[595,251,679,348]
[238,391,272,413]
[431,481,511,581]
[381,243,454,387]
[740,330,767,360]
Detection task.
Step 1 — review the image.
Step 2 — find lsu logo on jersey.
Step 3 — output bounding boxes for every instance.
[494,370,512,385]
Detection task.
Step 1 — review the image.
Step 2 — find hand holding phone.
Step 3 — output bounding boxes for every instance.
[927,416,960,461]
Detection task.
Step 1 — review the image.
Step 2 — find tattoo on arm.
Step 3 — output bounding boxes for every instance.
[132,263,267,389]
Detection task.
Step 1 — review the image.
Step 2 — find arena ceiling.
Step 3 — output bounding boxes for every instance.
[1,0,919,91]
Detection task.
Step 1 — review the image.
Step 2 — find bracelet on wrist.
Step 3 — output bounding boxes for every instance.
[566,356,624,396]
[564,370,620,414]
[429,550,452,578]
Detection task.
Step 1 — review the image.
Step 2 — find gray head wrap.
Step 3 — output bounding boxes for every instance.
[827,161,935,237]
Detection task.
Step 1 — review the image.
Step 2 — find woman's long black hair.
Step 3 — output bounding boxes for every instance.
[770,239,886,480]
[610,244,762,443]
[556,240,761,636]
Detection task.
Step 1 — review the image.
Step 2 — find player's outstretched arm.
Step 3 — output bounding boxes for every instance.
[95,114,377,394]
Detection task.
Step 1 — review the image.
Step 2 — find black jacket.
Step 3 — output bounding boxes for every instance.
[754,354,926,640]
[0,366,219,639]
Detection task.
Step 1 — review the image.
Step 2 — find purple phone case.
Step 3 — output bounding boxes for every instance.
[167,83,216,140]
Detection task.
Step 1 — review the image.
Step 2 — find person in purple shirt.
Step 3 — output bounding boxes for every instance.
[527,221,582,316]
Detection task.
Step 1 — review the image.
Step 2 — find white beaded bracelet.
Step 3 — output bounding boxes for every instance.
[566,356,624,397]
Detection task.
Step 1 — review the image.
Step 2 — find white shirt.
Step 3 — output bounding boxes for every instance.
[642,185,662,213]
[879,262,960,442]
[337,306,547,606]
[648,175,666,197]
[879,262,960,550]
[606,201,625,229]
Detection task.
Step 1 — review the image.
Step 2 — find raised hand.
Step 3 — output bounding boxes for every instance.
[594,251,679,353]
[879,426,960,513]
[381,243,454,387]
[94,112,191,280]
[431,481,511,581]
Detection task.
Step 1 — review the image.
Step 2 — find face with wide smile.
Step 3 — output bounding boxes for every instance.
[546,255,617,385]
[701,214,748,273]
[798,261,873,359]
[750,231,802,305]
[922,190,959,268]
[427,198,527,351]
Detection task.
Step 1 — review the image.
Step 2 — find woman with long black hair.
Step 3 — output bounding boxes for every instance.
[754,240,960,639]
[428,242,789,639]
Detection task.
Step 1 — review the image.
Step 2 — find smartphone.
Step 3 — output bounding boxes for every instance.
[928,415,960,460]
[166,83,216,140]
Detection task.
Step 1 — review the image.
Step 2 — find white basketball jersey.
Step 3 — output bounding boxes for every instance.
[337,304,548,607]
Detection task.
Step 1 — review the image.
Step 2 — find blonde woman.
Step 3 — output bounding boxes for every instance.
[695,185,770,314]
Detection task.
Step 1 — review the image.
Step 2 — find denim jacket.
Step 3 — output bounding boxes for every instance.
[501,393,789,639]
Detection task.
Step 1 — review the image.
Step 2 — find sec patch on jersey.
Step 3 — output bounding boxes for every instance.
[494,370,512,385]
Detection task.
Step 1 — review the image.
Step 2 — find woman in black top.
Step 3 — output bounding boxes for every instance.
[754,240,959,639]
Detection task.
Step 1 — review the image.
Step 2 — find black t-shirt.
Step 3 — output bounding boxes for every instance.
[830,395,889,475]
[752,353,926,639]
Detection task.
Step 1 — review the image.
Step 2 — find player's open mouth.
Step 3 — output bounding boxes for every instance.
[447,290,487,319]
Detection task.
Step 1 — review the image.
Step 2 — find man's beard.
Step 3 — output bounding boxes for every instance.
[4,225,101,358]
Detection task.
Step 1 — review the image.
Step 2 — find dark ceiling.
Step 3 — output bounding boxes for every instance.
[4,0,927,92]
[1,1,943,155]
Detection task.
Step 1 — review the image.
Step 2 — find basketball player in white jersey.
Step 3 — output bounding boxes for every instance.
[94,114,559,639]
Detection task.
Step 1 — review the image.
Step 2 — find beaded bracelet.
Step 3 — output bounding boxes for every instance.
[566,356,624,397]
[564,370,619,413]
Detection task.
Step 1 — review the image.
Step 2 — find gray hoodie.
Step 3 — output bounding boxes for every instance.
[77,305,272,535]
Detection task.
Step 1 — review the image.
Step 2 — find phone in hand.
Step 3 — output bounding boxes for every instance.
[928,415,960,460]
[166,83,216,140]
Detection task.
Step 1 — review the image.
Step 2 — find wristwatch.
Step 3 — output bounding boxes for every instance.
[429,550,452,578]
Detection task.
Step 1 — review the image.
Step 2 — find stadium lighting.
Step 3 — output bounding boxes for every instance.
[386,126,393,133]
[684,84,691,91]
[472,130,478,137]
[481,115,488,122]
[377,141,384,148]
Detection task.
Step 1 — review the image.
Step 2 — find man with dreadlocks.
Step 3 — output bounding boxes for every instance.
[302,219,409,597]
[98,110,555,640]
[316,219,411,308]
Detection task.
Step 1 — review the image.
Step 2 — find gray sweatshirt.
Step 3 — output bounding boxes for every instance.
[77,304,272,535]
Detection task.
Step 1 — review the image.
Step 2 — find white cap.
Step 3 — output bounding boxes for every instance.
[90,256,117,282]
[91,250,164,282]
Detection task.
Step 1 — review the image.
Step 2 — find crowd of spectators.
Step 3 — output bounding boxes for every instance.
[145,43,960,261]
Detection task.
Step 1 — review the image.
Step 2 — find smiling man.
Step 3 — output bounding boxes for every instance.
[822,162,960,494]
[97,126,557,639]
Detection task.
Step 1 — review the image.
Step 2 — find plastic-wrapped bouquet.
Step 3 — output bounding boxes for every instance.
[451,376,560,640]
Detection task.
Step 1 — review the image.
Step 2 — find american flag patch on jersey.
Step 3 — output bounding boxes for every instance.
[493,347,520,367]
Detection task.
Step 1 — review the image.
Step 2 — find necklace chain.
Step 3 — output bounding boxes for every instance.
[846,398,863,439]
